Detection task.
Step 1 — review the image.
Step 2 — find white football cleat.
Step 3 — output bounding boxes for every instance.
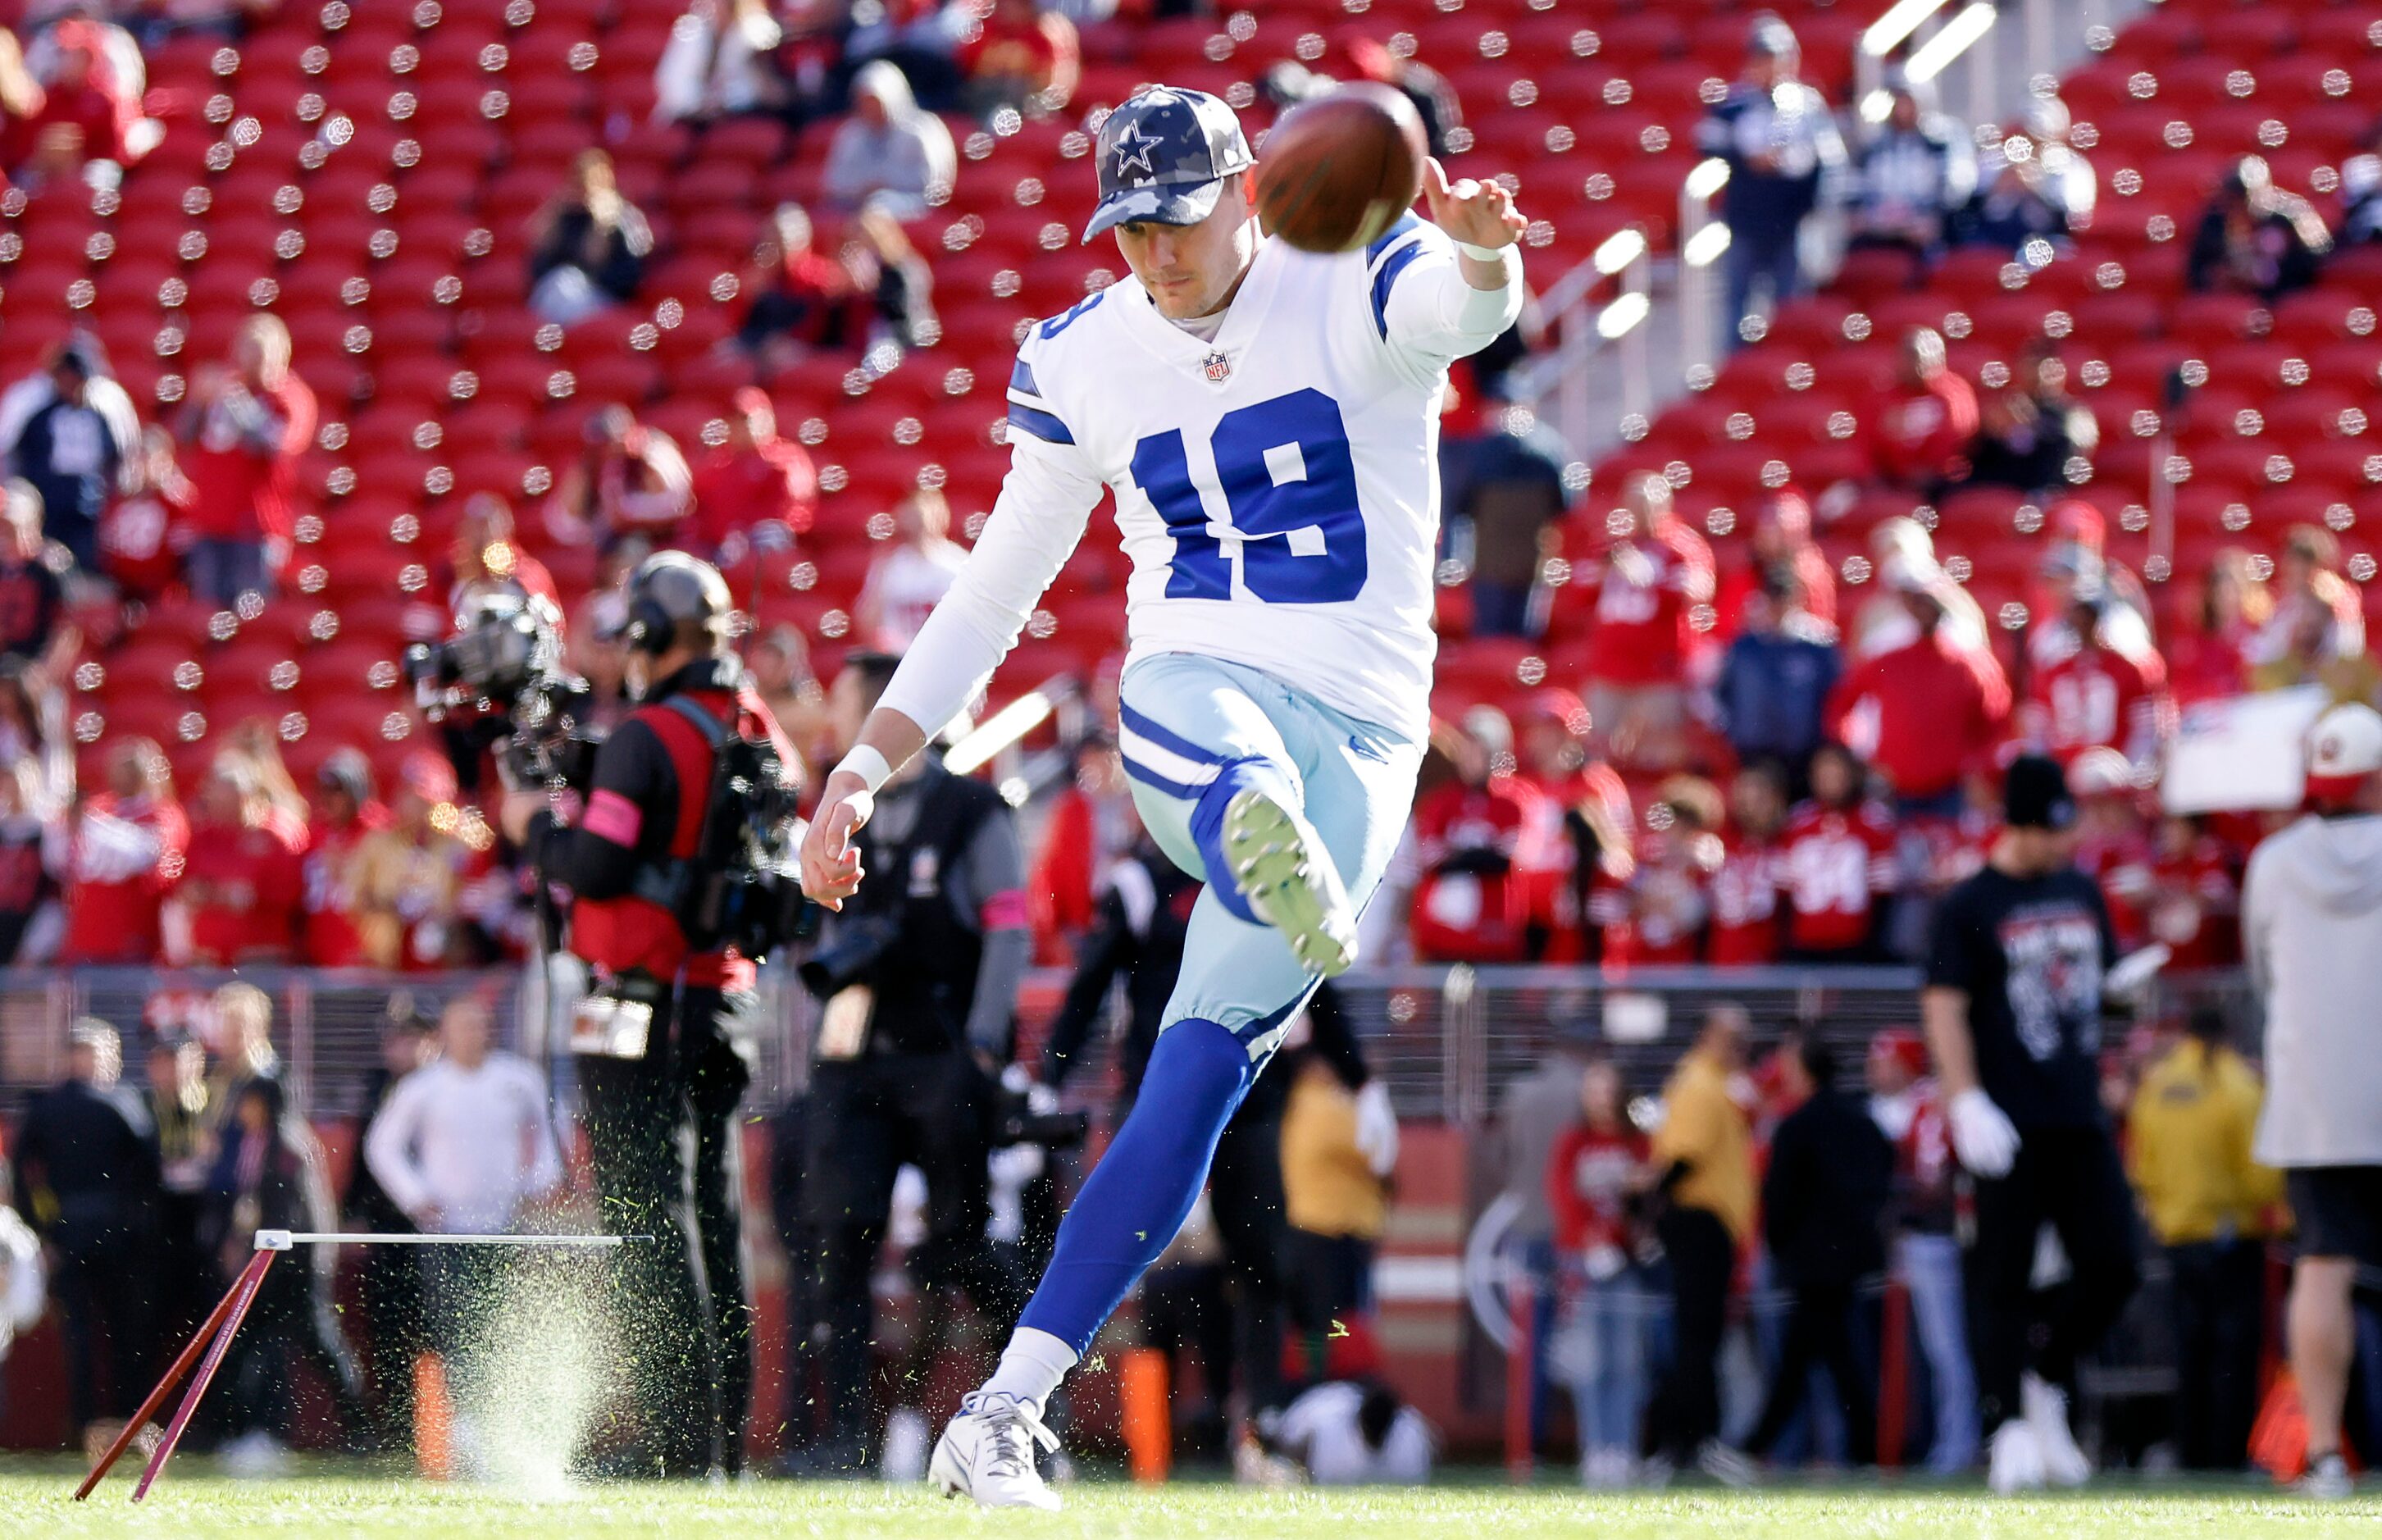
[1988,1420,2047,1495]
[1222,787,1357,977]
[2021,1373,2091,1488]
[2294,1451,2353,1500]
[928,1392,1062,1511]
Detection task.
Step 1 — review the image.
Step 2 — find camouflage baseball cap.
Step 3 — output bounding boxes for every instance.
[1082,86,1256,243]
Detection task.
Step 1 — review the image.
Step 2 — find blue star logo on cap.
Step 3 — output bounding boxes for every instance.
[1112,121,1160,181]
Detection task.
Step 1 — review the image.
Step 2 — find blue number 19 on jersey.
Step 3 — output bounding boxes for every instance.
[1129,388,1369,604]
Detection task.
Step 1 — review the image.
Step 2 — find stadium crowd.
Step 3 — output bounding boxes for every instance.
[0,0,2380,1498]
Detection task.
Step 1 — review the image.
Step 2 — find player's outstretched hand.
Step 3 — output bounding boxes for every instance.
[799,774,874,910]
[1422,157,1526,252]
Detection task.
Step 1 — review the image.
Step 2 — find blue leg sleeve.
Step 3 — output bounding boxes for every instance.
[1016,1017,1257,1355]
[1186,756,1300,926]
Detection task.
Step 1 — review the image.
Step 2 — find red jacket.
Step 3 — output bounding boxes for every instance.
[1546,1123,1649,1255]
[1410,777,1536,963]
[2028,643,2170,765]
[2145,832,2240,968]
[686,439,818,554]
[1828,631,2012,800]
[181,812,308,964]
[1777,800,1898,955]
[1870,373,1979,486]
[300,805,389,968]
[1706,830,1783,964]
[60,794,189,964]
[1584,520,1714,686]
[180,375,317,546]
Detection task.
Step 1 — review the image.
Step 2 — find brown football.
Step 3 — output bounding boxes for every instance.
[1255,83,1429,253]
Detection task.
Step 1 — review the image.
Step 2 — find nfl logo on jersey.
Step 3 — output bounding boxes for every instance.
[1202,349,1232,382]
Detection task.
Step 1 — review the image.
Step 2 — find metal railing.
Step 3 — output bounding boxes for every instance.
[0,963,2266,1124]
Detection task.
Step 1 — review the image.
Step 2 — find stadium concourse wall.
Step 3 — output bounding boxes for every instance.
[0,963,2257,1456]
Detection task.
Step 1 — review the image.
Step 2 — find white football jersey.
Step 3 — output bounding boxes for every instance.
[876,216,1522,746]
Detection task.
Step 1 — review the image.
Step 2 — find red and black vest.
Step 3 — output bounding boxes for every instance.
[569,680,788,991]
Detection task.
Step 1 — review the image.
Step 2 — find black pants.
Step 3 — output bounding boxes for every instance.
[578,986,753,1476]
[1965,1125,2143,1434]
[356,1237,425,1449]
[1742,1281,1875,1463]
[2165,1238,2264,1469]
[1207,1109,1291,1415]
[50,1219,156,1429]
[802,1050,1024,1465]
[222,1262,362,1444]
[1650,1205,1734,1461]
[1285,1229,1375,1337]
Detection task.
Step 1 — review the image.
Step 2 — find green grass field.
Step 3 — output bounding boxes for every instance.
[11,1467,2380,1539]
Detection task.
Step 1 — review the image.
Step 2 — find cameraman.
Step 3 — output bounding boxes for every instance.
[501,551,788,1478]
[792,649,1031,1474]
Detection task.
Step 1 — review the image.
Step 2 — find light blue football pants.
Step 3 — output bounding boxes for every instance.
[1015,650,1421,1356]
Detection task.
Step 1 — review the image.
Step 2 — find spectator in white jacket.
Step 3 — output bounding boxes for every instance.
[2242,702,2382,1501]
[822,60,955,220]
[652,0,786,123]
[363,996,561,1391]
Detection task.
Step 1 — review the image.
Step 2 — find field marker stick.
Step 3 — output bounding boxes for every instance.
[74,1264,250,1499]
[253,1230,639,1249]
[133,1249,276,1502]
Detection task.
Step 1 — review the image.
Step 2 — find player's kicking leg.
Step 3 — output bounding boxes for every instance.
[931,655,1418,1509]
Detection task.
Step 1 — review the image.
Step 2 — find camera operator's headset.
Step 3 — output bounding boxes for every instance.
[618,551,730,658]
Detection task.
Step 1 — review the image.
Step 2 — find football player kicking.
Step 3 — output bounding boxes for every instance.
[799,83,1524,1509]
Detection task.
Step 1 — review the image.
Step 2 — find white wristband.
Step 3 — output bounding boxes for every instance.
[1456,239,1514,263]
[835,745,892,794]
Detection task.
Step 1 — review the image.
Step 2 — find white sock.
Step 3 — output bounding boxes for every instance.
[978,1327,1077,1411]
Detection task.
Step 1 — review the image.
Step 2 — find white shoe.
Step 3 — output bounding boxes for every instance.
[1695,1439,1757,1488]
[2021,1373,2091,1488]
[881,1406,930,1483]
[2295,1451,2354,1500]
[928,1392,1061,1511]
[220,1430,291,1479]
[1222,787,1358,977]
[1580,1447,1634,1488]
[1988,1420,2046,1495]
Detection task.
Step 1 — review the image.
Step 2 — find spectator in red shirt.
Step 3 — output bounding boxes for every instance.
[1546,1054,1654,1484]
[1777,742,1898,961]
[58,736,186,964]
[1709,761,1789,965]
[2024,586,2171,769]
[2166,549,2264,705]
[1513,688,1633,961]
[732,203,869,368]
[1409,708,1538,963]
[4,21,139,189]
[1714,488,1835,640]
[300,749,388,968]
[1828,578,2012,814]
[0,30,41,194]
[959,0,1081,120]
[686,388,818,564]
[175,315,315,606]
[542,404,693,549]
[1870,326,1978,494]
[176,753,307,965]
[449,494,559,617]
[2069,748,2155,954]
[1592,776,1722,967]
[1029,733,1136,964]
[2144,813,2240,968]
[1584,472,1714,772]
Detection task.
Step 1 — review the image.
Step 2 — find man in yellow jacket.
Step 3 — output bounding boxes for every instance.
[1646,1005,1756,1478]
[2126,1009,2282,1471]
